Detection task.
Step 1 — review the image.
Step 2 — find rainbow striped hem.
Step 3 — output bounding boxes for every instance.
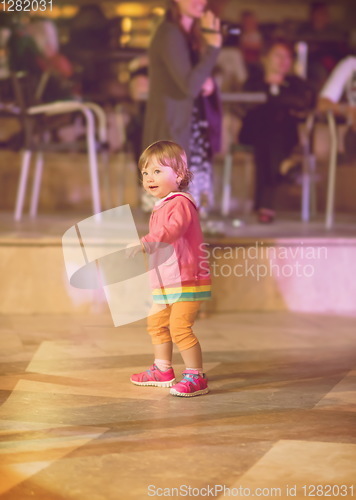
[152,283,212,304]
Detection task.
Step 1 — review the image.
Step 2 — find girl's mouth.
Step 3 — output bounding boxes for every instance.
[149,186,158,190]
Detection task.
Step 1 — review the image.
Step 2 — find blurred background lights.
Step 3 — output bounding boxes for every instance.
[115,2,151,18]
[121,17,133,34]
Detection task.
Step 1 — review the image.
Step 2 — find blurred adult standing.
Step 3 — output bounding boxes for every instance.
[142,0,222,215]
[68,3,111,51]
[67,3,122,99]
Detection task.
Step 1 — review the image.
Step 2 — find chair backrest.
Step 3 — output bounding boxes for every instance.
[0,70,42,111]
[0,72,40,150]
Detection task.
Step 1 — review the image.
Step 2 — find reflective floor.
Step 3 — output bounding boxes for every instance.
[0,311,355,499]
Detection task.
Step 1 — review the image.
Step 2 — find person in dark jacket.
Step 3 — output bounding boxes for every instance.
[239,39,315,223]
[142,0,222,216]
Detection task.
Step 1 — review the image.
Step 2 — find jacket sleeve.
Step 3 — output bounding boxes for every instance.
[157,23,220,99]
[141,197,193,254]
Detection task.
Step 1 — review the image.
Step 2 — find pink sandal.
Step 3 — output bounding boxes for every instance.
[170,369,209,397]
[130,364,176,387]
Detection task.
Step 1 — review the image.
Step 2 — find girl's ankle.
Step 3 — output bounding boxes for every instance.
[154,359,172,371]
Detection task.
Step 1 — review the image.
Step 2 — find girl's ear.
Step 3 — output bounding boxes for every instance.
[176,175,182,186]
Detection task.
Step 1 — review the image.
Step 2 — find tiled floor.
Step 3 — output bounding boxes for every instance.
[0,311,355,499]
[2,210,356,243]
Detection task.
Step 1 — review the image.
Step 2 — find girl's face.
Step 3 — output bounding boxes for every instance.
[174,0,207,19]
[142,158,182,199]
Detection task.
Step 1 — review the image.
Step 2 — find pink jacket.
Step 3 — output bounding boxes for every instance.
[141,193,210,289]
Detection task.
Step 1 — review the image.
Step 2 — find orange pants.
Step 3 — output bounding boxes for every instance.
[147,301,201,352]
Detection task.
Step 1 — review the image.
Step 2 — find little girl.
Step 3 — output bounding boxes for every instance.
[130,140,211,397]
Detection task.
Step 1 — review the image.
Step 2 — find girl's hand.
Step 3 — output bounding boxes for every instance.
[125,242,144,258]
[201,77,215,96]
[201,10,222,48]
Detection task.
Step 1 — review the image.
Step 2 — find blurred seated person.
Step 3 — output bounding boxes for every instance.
[214,43,246,155]
[239,10,264,80]
[239,39,315,223]
[28,18,73,77]
[5,16,84,149]
[318,55,356,115]
[318,55,356,162]
[8,16,76,101]
[126,55,149,162]
[28,18,77,101]
[297,1,347,92]
[8,15,40,73]
[214,44,247,92]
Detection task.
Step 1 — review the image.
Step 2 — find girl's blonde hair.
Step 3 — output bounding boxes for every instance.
[138,140,193,189]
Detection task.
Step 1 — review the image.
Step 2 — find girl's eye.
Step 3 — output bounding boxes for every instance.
[154,170,161,174]
[142,171,148,176]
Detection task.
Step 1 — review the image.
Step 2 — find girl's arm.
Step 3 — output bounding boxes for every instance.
[157,23,220,99]
[141,197,193,254]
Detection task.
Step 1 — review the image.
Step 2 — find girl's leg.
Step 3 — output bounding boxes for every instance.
[169,301,209,397]
[147,304,171,346]
[130,304,175,387]
[153,341,173,367]
[169,301,203,369]
[180,342,203,371]
[147,304,173,365]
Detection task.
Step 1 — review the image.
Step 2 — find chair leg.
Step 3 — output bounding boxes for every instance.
[221,151,232,216]
[86,102,111,209]
[242,156,253,216]
[84,108,101,216]
[29,152,44,217]
[100,146,113,210]
[309,154,317,219]
[301,175,310,222]
[301,155,311,222]
[326,111,338,230]
[117,150,126,206]
[14,149,32,221]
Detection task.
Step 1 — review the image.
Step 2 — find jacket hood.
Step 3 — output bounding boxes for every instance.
[154,191,197,209]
